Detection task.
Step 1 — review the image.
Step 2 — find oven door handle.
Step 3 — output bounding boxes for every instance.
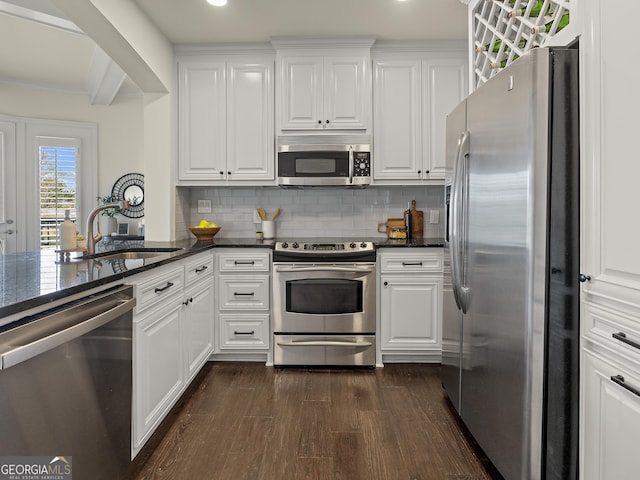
[277,340,373,348]
[274,266,374,274]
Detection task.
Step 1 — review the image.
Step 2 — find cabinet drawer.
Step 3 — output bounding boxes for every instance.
[134,265,184,314]
[217,250,270,272]
[379,250,443,273]
[218,276,269,310]
[184,252,214,286]
[219,314,269,349]
[584,303,640,364]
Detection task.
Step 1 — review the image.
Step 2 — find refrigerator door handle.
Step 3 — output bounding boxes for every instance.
[451,130,471,313]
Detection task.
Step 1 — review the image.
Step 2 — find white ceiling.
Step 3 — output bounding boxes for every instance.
[133,0,468,44]
[0,0,468,100]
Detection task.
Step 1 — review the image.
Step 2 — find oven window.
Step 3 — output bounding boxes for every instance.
[286,279,363,314]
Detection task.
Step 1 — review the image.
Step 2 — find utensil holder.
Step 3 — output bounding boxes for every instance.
[262,220,275,239]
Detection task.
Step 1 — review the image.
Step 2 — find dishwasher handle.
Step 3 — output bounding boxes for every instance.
[0,286,136,370]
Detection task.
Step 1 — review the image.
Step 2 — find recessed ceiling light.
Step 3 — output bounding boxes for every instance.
[206,0,227,6]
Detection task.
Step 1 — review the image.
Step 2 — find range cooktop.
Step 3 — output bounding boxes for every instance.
[274,240,374,254]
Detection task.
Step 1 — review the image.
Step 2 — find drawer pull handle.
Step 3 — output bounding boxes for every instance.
[183,297,193,306]
[234,331,255,335]
[402,261,423,266]
[154,282,174,293]
[234,260,255,265]
[611,375,640,398]
[233,292,255,296]
[612,332,640,351]
[195,265,208,273]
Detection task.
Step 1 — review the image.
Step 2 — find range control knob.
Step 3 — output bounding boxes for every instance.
[350,242,357,248]
[360,242,368,248]
[360,162,367,170]
[281,242,288,249]
[292,242,299,249]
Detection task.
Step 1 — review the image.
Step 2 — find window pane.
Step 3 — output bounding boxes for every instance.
[39,146,77,249]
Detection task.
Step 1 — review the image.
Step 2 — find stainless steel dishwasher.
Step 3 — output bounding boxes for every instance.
[0,284,135,480]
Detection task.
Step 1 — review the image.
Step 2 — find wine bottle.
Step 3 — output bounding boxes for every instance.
[532,13,569,34]
[404,202,412,240]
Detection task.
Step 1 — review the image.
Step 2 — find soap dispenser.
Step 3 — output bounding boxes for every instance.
[60,209,76,250]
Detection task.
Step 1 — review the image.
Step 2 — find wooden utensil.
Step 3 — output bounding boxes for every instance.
[271,208,281,221]
[257,208,267,221]
[410,200,424,238]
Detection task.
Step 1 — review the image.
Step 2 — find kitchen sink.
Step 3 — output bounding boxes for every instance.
[85,247,183,261]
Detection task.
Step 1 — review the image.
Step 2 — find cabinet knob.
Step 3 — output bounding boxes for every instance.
[318,120,322,124]
[325,119,330,124]
[425,170,430,175]
[219,171,224,175]
[383,281,388,286]
[579,274,591,283]
[227,171,231,175]
[417,170,421,174]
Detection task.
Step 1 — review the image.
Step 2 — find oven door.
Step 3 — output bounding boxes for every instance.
[272,262,376,334]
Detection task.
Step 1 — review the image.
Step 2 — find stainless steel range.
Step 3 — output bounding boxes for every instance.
[272,240,376,367]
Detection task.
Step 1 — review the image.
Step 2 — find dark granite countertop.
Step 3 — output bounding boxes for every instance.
[0,236,443,324]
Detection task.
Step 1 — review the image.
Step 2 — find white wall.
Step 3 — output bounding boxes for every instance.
[179,185,445,240]
[0,83,144,197]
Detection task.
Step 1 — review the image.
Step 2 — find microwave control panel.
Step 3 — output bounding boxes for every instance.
[353,152,371,177]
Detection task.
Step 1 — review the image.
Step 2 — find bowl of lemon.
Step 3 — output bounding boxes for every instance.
[189,220,221,241]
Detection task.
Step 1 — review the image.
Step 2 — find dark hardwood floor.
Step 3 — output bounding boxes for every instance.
[132,363,502,480]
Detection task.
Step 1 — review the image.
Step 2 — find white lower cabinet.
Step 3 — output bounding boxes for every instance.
[582,346,640,480]
[131,251,214,457]
[183,278,214,383]
[133,295,183,455]
[378,249,443,363]
[214,248,271,362]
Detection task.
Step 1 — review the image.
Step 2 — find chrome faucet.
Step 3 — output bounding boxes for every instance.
[85,200,129,256]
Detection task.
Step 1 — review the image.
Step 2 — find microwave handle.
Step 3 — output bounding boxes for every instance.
[348,146,353,184]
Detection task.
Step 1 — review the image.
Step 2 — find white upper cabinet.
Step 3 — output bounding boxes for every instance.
[274,38,375,135]
[226,61,275,181]
[372,44,467,183]
[178,58,226,181]
[177,51,275,185]
[373,58,422,180]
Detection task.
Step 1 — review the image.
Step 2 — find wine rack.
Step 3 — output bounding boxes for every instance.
[472,0,572,88]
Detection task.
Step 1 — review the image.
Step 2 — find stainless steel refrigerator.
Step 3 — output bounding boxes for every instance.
[442,47,579,480]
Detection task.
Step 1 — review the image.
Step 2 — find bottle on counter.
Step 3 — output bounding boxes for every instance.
[60,209,77,250]
[404,202,412,240]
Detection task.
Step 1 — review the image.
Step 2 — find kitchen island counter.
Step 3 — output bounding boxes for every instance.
[0,239,219,323]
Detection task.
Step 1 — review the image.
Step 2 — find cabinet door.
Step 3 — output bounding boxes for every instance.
[582,348,640,480]
[379,275,442,351]
[226,60,275,180]
[178,59,226,181]
[373,58,422,180]
[279,56,323,130]
[183,280,214,383]
[323,55,369,130]
[422,59,467,180]
[133,301,183,451]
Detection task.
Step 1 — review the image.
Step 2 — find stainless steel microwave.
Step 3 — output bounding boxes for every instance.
[277,136,371,188]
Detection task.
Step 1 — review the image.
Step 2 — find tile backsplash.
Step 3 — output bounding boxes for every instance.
[177,185,445,240]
